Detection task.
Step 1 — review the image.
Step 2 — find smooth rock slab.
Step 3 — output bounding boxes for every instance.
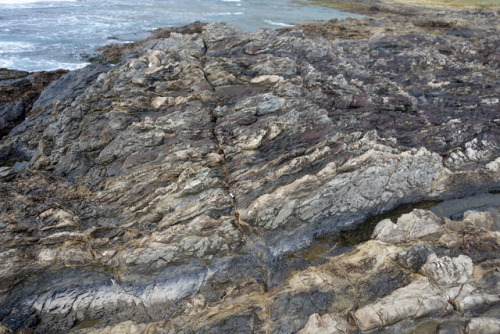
[353,276,454,331]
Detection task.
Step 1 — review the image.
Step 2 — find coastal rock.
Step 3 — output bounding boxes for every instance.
[466,317,500,334]
[0,3,499,333]
[372,209,443,243]
[352,253,473,330]
[0,68,67,138]
[353,276,454,331]
[69,207,500,333]
[98,21,208,64]
[0,323,12,334]
[420,253,473,286]
[298,313,353,334]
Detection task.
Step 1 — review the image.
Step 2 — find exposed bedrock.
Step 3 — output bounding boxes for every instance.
[0,8,498,333]
[0,68,68,139]
[71,207,500,333]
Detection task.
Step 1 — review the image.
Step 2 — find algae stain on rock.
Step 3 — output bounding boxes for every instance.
[72,315,101,330]
[295,200,442,264]
[296,192,500,266]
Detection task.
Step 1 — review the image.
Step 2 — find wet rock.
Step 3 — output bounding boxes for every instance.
[0,69,67,138]
[437,321,467,334]
[430,193,500,221]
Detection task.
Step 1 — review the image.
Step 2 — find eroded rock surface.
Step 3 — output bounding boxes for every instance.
[71,208,500,333]
[0,68,68,139]
[0,4,499,333]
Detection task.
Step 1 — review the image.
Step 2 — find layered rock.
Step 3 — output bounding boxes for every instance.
[72,207,500,333]
[0,4,499,333]
[0,68,68,139]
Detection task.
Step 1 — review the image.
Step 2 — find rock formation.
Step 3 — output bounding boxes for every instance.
[0,2,499,333]
[0,68,68,139]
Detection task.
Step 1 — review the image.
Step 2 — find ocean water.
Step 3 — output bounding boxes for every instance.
[0,0,361,72]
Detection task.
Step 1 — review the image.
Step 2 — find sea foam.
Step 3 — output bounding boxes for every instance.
[0,0,361,71]
[0,41,36,54]
[0,0,75,4]
[263,20,294,27]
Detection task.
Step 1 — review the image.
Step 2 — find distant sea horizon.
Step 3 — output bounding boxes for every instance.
[0,0,362,72]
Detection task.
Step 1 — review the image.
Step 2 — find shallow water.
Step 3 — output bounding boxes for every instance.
[0,0,362,71]
[295,200,442,265]
[295,192,500,266]
[430,193,500,221]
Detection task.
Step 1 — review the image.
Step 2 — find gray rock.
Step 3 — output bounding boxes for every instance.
[437,321,467,334]
[372,209,443,243]
[466,317,500,334]
[29,63,112,117]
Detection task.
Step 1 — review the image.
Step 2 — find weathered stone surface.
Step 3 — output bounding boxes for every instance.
[466,317,500,334]
[354,276,454,331]
[420,253,473,286]
[298,313,353,334]
[0,323,12,334]
[67,207,500,333]
[0,68,67,138]
[372,209,443,243]
[0,2,499,333]
[98,21,208,64]
[352,253,474,330]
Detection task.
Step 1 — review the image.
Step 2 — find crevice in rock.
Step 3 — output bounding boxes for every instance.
[199,41,242,230]
[198,37,274,295]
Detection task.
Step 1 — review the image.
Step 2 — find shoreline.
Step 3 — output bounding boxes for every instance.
[68,0,500,69]
[0,0,361,73]
[300,0,500,11]
[4,0,497,74]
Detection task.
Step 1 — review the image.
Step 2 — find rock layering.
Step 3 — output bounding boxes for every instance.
[0,68,68,139]
[0,3,499,333]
